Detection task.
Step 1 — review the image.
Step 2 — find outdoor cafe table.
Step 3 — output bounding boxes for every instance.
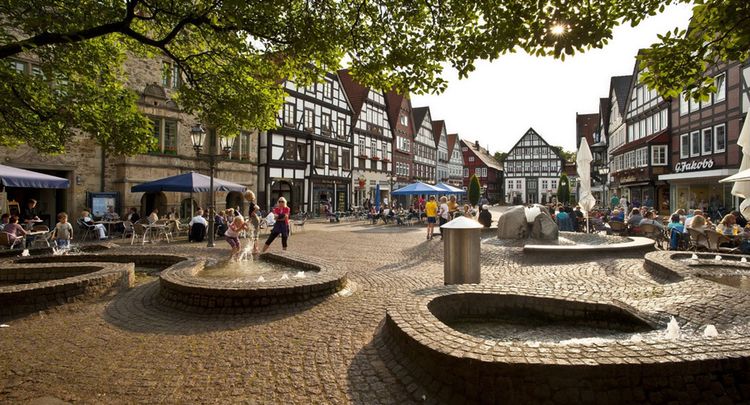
[95,220,123,238]
[23,219,43,230]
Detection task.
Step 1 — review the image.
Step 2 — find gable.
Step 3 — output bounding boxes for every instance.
[505,128,561,161]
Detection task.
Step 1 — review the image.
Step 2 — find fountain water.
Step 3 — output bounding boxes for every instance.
[665,316,681,339]
[704,325,719,337]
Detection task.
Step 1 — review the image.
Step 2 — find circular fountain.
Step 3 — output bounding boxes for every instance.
[157,252,348,312]
[385,284,750,403]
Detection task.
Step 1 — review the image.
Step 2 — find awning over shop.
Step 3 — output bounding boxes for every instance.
[0,164,70,189]
[659,168,736,182]
[131,172,246,193]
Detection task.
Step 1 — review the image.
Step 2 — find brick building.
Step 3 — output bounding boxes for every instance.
[461,139,504,203]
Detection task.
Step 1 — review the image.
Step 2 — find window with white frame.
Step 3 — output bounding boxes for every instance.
[516,180,522,189]
[468,156,475,162]
[230,131,253,160]
[551,180,557,189]
[304,109,314,131]
[337,117,347,139]
[542,180,548,190]
[715,73,726,102]
[400,114,408,126]
[463,168,468,178]
[284,103,296,127]
[322,80,332,99]
[714,123,726,152]
[702,127,713,155]
[652,145,667,165]
[690,131,701,156]
[508,181,514,190]
[680,134,689,159]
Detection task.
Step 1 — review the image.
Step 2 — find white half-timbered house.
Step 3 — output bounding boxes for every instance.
[338,71,394,207]
[412,107,436,183]
[433,120,449,183]
[258,73,353,215]
[503,128,564,205]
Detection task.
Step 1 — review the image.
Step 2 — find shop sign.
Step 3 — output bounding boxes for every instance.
[674,158,714,173]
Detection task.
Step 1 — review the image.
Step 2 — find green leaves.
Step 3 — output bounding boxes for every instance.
[557,173,570,205]
[468,174,481,207]
[0,0,744,155]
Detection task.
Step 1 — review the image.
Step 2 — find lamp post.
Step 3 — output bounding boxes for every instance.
[191,124,232,247]
[389,175,397,207]
[599,167,610,207]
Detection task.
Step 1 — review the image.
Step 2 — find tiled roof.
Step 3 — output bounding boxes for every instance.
[412,107,428,129]
[337,70,369,126]
[446,134,458,157]
[432,120,444,147]
[611,75,632,115]
[384,92,410,133]
[461,139,503,171]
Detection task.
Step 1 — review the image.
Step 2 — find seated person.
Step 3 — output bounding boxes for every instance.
[638,211,665,230]
[188,209,208,242]
[0,213,9,231]
[556,207,575,232]
[609,209,624,222]
[716,213,740,235]
[324,203,340,223]
[667,214,686,250]
[126,207,140,223]
[478,205,492,228]
[22,199,40,223]
[147,209,159,224]
[102,206,120,221]
[214,211,227,236]
[3,216,27,246]
[731,210,747,228]
[626,208,643,227]
[79,210,107,239]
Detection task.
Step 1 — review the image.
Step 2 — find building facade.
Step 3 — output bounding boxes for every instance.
[502,128,562,205]
[338,71,394,208]
[659,61,749,216]
[433,120,449,183]
[610,57,671,211]
[446,134,464,187]
[3,54,258,226]
[461,139,504,203]
[258,73,353,216]
[411,107,437,184]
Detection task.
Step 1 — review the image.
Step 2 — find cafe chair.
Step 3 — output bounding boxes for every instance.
[0,232,25,250]
[76,218,96,241]
[131,222,150,245]
[706,231,739,254]
[687,228,711,251]
[638,224,666,250]
[608,220,627,236]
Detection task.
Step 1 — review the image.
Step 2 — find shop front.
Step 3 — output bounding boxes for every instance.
[660,167,738,221]
[311,177,349,216]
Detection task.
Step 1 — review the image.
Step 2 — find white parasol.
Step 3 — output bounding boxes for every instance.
[576,138,596,232]
[731,110,750,218]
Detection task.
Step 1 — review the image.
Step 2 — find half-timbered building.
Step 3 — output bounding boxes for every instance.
[258,73,353,215]
[446,134,464,187]
[338,70,394,207]
[610,54,671,210]
[502,128,563,205]
[433,120,450,183]
[412,107,437,183]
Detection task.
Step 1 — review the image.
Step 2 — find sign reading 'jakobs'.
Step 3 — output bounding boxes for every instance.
[674,158,714,173]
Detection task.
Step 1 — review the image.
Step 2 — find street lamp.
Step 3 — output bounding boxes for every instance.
[389,175,397,207]
[191,123,232,247]
[599,167,610,207]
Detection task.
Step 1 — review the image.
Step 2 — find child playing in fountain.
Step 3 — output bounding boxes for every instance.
[54,212,73,248]
[225,216,249,260]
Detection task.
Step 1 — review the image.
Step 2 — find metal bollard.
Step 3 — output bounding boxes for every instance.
[441,216,482,285]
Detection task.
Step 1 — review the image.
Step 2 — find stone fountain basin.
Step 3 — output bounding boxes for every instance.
[428,292,653,342]
[158,252,347,312]
[384,285,750,402]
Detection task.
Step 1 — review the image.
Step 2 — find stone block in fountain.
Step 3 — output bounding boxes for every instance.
[497,204,558,240]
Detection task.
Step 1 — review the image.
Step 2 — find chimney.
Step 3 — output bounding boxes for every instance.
[474,140,479,148]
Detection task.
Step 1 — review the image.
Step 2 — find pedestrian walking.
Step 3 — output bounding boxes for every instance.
[262,197,291,252]
[54,212,73,248]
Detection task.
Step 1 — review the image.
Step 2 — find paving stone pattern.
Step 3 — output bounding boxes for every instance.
[1,222,750,404]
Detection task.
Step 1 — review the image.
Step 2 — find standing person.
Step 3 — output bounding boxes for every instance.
[262,197,291,252]
[610,194,619,209]
[224,216,248,260]
[447,195,459,218]
[437,196,450,239]
[425,195,438,240]
[54,212,73,248]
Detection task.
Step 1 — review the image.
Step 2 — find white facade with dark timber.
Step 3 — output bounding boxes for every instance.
[503,128,564,205]
[258,73,353,215]
[433,120,449,183]
[446,134,463,187]
[412,107,436,183]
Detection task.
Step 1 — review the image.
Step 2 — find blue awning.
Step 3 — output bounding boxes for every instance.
[435,182,466,194]
[131,172,246,193]
[391,182,442,195]
[0,164,69,189]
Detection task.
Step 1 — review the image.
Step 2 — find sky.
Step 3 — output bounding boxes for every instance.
[411,4,694,155]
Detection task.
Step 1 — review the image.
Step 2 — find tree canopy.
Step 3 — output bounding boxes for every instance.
[468,174,481,207]
[639,0,750,103]
[0,0,744,155]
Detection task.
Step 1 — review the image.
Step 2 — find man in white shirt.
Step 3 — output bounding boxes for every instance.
[188,210,208,242]
[189,210,208,227]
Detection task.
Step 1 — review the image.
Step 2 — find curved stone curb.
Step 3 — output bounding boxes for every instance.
[0,261,134,319]
[385,284,750,403]
[158,252,348,313]
[645,251,750,282]
[523,236,655,254]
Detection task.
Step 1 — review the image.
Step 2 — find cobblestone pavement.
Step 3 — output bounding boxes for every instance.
[1,220,748,403]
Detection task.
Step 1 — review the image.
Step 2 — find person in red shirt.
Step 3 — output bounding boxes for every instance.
[261,197,291,252]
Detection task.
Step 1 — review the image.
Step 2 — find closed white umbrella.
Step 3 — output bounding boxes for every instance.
[731,110,750,217]
[576,138,596,233]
